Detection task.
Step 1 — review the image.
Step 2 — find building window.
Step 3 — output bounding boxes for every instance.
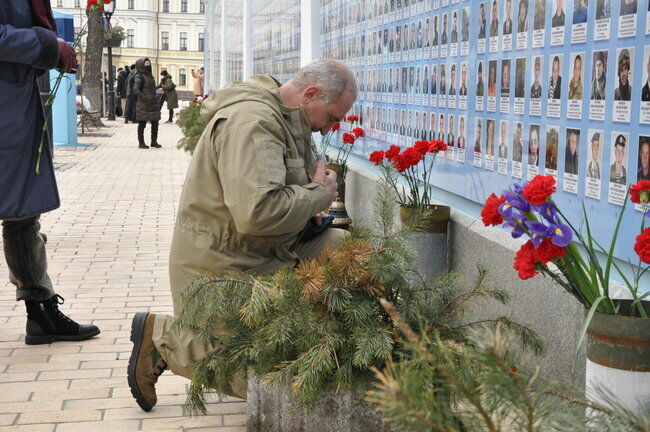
[181,0,188,12]
[128,0,134,9]
[162,0,169,12]
[200,0,205,13]
[198,33,204,52]
[180,32,187,51]
[161,31,169,50]
[57,0,63,7]
[179,69,187,86]
[127,29,134,48]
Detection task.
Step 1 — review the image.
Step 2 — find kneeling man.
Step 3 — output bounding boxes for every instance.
[127,59,357,411]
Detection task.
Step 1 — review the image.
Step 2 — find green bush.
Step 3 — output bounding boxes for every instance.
[176,101,207,155]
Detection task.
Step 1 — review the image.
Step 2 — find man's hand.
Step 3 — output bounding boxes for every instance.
[312,211,329,226]
[56,39,77,73]
[312,161,338,204]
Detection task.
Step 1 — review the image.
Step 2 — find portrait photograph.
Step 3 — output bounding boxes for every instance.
[486,118,496,155]
[596,0,612,20]
[587,131,603,179]
[479,2,488,39]
[501,59,511,96]
[518,0,529,32]
[610,133,629,185]
[568,53,584,100]
[503,0,514,34]
[565,128,580,175]
[642,46,650,102]
[620,0,638,16]
[513,122,523,162]
[515,57,526,97]
[552,0,566,27]
[528,124,541,166]
[498,120,509,159]
[614,48,633,102]
[477,61,485,96]
[474,117,483,152]
[534,0,545,30]
[490,0,500,37]
[488,60,498,96]
[590,50,608,100]
[545,126,559,171]
[573,0,588,24]
[530,55,543,98]
[638,136,650,180]
[548,55,563,100]
[462,7,470,41]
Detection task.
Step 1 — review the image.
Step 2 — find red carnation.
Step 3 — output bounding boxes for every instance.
[535,238,566,265]
[481,193,506,226]
[342,132,356,145]
[429,140,447,153]
[347,115,359,123]
[513,241,538,280]
[385,145,401,161]
[414,140,430,155]
[630,180,650,204]
[352,127,365,138]
[369,150,385,166]
[392,154,409,173]
[401,147,423,168]
[635,228,650,264]
[332,122,340,132]
[522,175,557,205]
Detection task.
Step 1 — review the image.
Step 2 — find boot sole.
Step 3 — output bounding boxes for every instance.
[128,312,154,412]
[25,328,101,345]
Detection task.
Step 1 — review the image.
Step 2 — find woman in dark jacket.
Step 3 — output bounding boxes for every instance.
[158,71,179,123]
[133,58,161,148]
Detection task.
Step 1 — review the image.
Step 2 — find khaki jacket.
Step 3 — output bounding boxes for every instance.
[169,74,330,313]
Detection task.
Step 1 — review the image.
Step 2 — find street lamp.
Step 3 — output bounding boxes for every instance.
[104,0,117,121]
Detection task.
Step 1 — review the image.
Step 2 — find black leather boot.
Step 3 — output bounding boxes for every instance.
[150,121,161,148]
[24,295,100,345]
[138,121,149,148]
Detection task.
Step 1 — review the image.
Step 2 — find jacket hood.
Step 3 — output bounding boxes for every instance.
[200,74,302,123]
[135,58,152,75]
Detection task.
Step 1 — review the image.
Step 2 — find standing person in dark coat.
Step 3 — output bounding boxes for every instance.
[134,58,161,149]
[158,71,179,123]
[0,0,100,345]
[116,65,129,117]
[125,64,138,124]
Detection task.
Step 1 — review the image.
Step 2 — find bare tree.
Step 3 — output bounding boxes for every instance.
[82,8,103,115]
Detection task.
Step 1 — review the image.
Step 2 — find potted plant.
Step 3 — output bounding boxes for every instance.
[319,115,364,228]
[103,25,125,48]
[368,139,449,282]
[481,175,650,414]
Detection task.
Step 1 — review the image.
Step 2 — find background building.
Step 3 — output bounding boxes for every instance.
[54,0,206,97]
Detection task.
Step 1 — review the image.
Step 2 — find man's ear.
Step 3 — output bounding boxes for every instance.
[302,86,321,105]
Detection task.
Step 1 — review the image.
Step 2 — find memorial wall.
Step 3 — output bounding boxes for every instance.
[321,0,650,263]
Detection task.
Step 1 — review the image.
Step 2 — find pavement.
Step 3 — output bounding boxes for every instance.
[0,121,247,431]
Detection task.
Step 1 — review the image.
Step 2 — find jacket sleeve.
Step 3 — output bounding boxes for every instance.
[133,74,144,97]
[0,24,59,70]
[216,115,331,237]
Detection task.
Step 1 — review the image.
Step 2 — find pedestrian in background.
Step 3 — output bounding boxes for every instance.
[134,58,161,149]
[117,64,129,117]
[0,0,100,344]
[191,67,204,96]
[125,64,138,124]
[159,71,178,123]
[157,70,167,111]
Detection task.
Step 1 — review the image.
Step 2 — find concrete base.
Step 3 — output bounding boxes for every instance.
[247,377,393,432]
[344,162,586,389]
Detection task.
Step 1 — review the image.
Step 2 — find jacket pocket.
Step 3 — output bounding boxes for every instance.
[285,157,308,186]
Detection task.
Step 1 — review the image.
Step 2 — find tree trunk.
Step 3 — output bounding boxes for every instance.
[82,8,103,116]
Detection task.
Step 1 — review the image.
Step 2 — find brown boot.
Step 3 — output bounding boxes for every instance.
[128,312,167,411]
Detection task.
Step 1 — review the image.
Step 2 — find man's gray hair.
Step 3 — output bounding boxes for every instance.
[290,59,358,104]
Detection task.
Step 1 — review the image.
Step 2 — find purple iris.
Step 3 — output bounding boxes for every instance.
[536,203,559,224]
[503,190,531,213]
[503,219,525,238]
[549,223,573,247]
[526,221,551,247]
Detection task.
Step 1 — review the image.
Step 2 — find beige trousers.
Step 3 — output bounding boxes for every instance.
[152,228,347,399]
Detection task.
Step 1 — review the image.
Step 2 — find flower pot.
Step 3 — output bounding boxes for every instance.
[399,205,450,284]
[104,37,122,48]
[326,163,352,228]
[586,300,650,414]
[247,376,394,432]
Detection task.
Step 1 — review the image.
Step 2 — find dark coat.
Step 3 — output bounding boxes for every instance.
[116,69,128,98]
[133,58,160,122]
[160,75,178,109]
[0,0,61,220]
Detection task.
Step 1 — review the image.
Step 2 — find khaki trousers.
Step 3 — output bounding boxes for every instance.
[152,228,347,399]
